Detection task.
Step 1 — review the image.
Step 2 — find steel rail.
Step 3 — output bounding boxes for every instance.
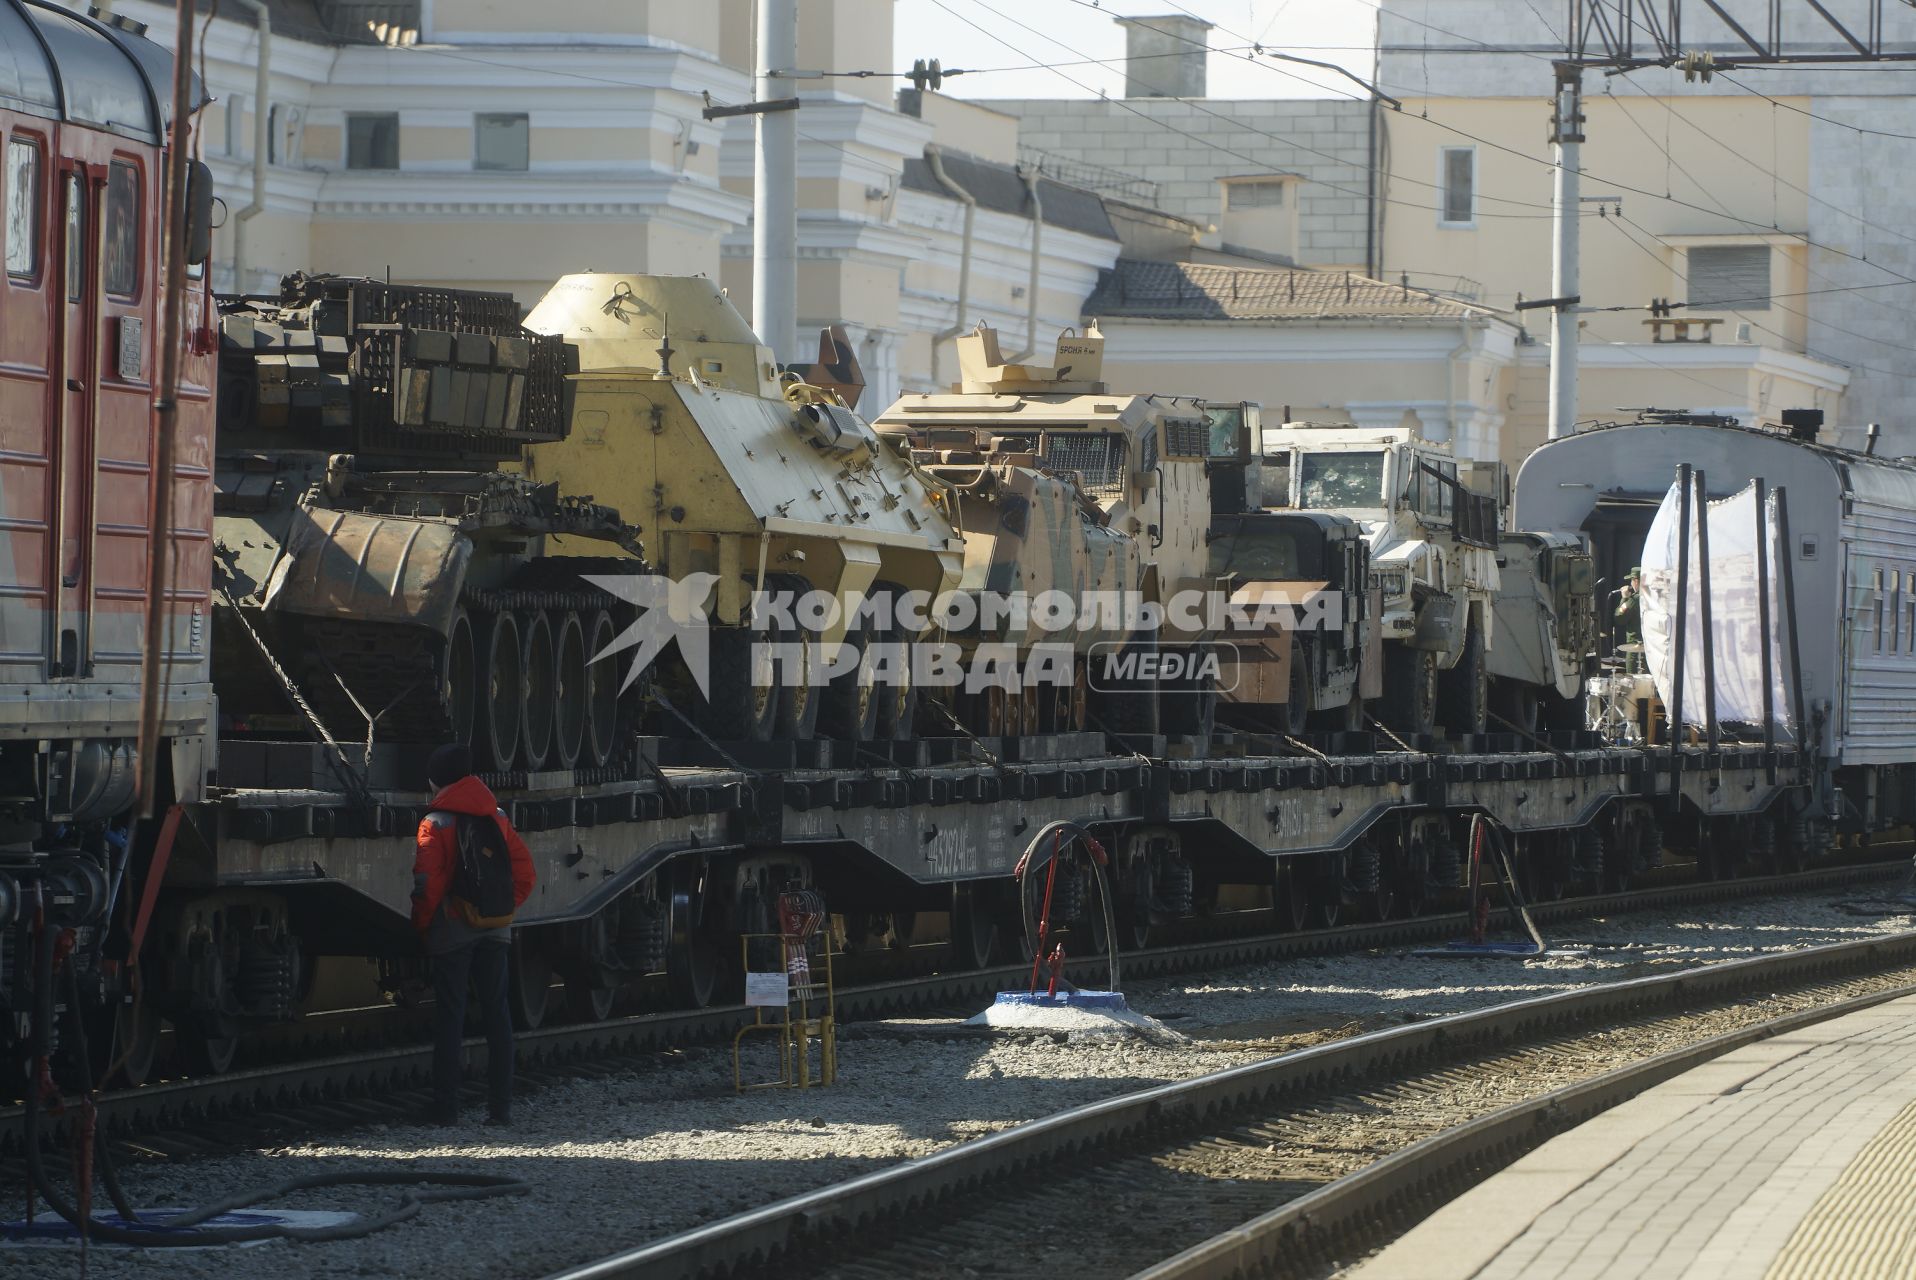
[545,925,1916,1280]
[4,858,1902,1153]
[1132,979,1916,1280]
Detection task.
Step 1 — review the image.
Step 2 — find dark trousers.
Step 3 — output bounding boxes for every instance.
[432,940,514,1118]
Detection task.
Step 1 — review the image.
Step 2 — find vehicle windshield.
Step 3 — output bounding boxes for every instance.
[1209,528,1316,580]
[1296,451,1385,509]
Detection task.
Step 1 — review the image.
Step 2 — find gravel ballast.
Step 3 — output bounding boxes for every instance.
[7,887,1912,1280]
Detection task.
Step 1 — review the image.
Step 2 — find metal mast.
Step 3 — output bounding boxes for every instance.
[752,0,799,361]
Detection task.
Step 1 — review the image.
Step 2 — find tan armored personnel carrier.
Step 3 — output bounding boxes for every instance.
[873,324,1217,736]
[521,275,963,742]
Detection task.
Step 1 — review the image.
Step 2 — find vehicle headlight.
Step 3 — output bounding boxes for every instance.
[1373,567,1408,598]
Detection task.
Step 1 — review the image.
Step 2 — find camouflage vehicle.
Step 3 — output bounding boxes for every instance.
[521,275,963,743]
[873,324,1219,737]
[1207,510,1380,734]
[213,275,643,782]
[1257,422,1501,737]
[1488,531,1598,732]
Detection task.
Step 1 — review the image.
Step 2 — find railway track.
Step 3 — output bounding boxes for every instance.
[549,923,1916,1280]
[7,858,1906,1166]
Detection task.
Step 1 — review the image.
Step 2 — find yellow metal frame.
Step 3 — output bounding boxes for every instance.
[732,933,837,1092]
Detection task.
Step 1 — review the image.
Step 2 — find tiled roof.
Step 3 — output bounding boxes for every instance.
[1085,259,1499,322]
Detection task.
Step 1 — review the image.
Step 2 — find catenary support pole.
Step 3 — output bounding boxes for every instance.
[1669,463,1692,807]
[752,0,798,361]
[1547,61,1583,440]
[1693,469,1718,751]
[1754,478,1776,782]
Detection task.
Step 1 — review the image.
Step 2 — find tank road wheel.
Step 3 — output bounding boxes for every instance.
[520,611,558,771]
[1017,685,1042,739]
[444,609,478,750]
[820,614,881,742]
[1438,620,1488,738]
[706,627,779,742]
[508,936,554,1031]
[1384,647,1438,737]
[479,612,523,772]
[582,610,622,768]
[551,612,589,771]
[1284,636,1312,736]
[949,881,1000,970]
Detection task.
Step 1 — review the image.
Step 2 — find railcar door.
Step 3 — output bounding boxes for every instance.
[50,159,96,677]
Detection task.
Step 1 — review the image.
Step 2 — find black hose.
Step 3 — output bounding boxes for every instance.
[25,917,527,1247]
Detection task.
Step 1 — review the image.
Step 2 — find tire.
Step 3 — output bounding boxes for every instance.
[705,626,779,741]
[869,582,918,741]
[819,614,881,742]
[1493,680,1540,737]
[1095,636,1160,736]
[1383,646,1438,736]
[1284,635,1311,735]
[1438,619,1488,737]
[771,575,821,741]
[1160,649,1217,752]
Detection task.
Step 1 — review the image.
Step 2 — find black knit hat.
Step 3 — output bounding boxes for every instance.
[427,742,474,789]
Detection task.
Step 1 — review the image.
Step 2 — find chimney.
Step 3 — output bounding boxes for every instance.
[1116,14,1211,99]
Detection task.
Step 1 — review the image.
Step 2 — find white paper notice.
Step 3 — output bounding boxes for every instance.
[745,971,789,1007]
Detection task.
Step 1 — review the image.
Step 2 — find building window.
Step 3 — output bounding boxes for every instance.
[475,113,528,172]
[5,138,39,279]
[1687,244,1770,311]
[346,113,400,171]
[224,94,243,157]
[1226,178,1286,210]
[104,161,137,297]
[1439,146,1475,227]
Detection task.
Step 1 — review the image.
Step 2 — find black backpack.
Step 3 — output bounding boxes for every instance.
[449,813,517,929]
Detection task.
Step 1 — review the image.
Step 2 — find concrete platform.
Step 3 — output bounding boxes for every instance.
[1351,992,1916,1279]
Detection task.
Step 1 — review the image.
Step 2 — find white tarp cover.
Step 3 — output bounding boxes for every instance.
[1640,479,1794,740]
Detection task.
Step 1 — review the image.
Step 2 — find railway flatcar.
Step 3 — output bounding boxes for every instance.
[1514,411,1916,839]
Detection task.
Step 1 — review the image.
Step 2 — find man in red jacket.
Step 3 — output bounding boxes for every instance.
[413,742,536,1126]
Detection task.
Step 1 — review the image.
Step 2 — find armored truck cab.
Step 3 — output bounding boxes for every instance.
[1258,422,1500,736]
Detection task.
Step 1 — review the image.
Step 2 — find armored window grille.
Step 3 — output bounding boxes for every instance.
[1687,245,1770,311]
[1163,419,1208,458]
[1044,432,1128,495]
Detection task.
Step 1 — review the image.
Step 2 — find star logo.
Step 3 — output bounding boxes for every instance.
[581,571,720,698]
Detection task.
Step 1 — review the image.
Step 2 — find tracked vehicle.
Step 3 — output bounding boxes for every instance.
[213,275,643,782]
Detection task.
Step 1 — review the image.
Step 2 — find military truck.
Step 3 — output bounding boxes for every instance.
[1256,422,1501,736]
[1488,531,1597,733]
[873,324,1219,738]
[521,275,964,743]
[1207,511,1380,734]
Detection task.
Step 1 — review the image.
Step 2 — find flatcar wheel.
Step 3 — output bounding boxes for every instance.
[1275,860,1312,933]
[508,939,553,1031]
[551,612,588,770]
[178,1024,238,1076]
[949,882,999,970]
[582,610,621,767]
[565,975,616,1023]
[480,611,523,772]
[520,611,557,771]
[444,609,477,749]
[109,996,161,1088]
